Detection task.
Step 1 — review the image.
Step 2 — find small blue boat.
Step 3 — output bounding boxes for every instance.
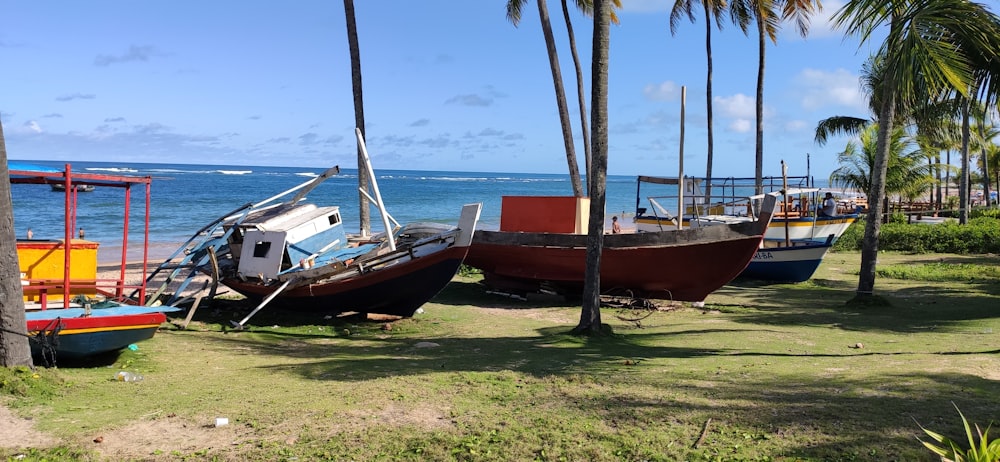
[739,237,835,283]
[26,302,181,361]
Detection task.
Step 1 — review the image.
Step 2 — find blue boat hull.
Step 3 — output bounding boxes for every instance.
[739,242,833,283]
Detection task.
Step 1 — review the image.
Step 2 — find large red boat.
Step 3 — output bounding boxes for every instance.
[465,194,776,302]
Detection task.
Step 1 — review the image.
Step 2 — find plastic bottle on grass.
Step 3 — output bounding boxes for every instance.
[116,371,143,382]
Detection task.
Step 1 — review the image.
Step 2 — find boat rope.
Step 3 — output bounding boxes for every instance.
[0,318,61,367]
[32,319,62,368]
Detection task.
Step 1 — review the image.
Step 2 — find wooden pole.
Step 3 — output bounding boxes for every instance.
[677,86,686,231]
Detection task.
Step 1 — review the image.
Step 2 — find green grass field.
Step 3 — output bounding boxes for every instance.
[2,251,998,461]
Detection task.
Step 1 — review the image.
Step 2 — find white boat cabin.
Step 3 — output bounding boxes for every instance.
[228,204,348,280]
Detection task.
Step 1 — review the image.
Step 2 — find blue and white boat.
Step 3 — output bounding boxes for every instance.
[739,237,835,283]
[632,175,852,282]
[633,176,860,244]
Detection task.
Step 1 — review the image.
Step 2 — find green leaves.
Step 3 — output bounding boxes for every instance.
[918,404,1000,462]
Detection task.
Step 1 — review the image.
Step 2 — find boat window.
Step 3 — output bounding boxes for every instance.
[328,213,341,226]
[252,241,271,258]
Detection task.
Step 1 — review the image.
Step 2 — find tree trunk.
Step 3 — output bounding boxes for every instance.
[560,0,592,190]
[573,0,610,335]
[935,154,941,212]
[857,87,897,297]
[959,99,970,224]
[703,2,715,200]
[754,15,765,195]
[344,0,371,235]
[946,149,951,204]
[0,121,33,367]
[537,0,584,197]
[979,117,990,209]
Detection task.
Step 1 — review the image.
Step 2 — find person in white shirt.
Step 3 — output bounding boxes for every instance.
[819,192,837,217]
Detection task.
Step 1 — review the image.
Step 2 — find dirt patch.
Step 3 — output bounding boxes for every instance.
[85,415,248,461]
[0,404,58,449]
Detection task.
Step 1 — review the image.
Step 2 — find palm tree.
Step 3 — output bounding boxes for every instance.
[731,0,822,194]
[574,0,611,335]
[978,140,1000,200]
[343,0,371,235]
[558,0,621,191]
[0,120,33,367]
[670,0,729,199]
[833,0,1000,298]
[830,124,934,203]
[507,0,585,197]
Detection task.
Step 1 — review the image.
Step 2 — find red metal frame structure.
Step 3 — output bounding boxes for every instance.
[10,163,153,308]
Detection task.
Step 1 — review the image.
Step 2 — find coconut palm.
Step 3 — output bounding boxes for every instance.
[557,0,621,191]
[730,0,822,194]
[670,0,729,199]
[830,124,934,204]
[574,0,611,335]
[0,120,33,367]
[507,0,585,197]
[833,0,1000,298]
[343,0,371,235]
[978,140,1000,200]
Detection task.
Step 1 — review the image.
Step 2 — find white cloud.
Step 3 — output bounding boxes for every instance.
[784,120,808,132]
[715,93,756,119]
[729,119,752,133]
[643,81,681,102]
[620,0,669,13]
[795,68,865,111]
[806,0,846,40]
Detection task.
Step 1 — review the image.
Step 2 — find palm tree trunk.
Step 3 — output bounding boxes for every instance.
[343,0,371,235]
[857,86,897,297]
[703,2,715,200]
[959,98,971,224]
[560,0,592,191]
[0,121,33,367]
[574,0,610,335]
[979,117,990,208]
[946,149,951,203]
[754,15,765,195]
[537,0,584,197]
[935,154,942,212]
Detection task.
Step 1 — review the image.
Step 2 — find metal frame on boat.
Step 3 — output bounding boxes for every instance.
[147,129,483,325]
[10,162,176,364]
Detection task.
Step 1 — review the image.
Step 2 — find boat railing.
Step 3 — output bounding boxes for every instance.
[22,277,148,310]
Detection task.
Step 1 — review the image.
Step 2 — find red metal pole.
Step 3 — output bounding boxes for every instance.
[140,180,151,305]
[118,185,131,299]
[63,164,72,308]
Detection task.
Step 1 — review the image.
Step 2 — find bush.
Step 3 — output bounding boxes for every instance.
[833,216,1000,254]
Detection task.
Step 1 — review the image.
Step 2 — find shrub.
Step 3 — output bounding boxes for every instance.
[833,216,1000,254]
[918,405,1000,462]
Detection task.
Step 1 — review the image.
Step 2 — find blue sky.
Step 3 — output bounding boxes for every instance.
[1,0,877,178]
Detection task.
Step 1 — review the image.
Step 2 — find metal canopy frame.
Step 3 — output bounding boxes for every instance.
[9,163,153,308]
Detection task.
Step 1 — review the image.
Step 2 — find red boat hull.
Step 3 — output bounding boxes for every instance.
[468,234,762,301]
[466,194,776,302]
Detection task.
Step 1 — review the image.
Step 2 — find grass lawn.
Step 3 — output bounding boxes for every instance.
[1,251,998,461]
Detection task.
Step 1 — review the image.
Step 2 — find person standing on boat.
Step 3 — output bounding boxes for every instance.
[611,216,622,234]
[819,192,837,217]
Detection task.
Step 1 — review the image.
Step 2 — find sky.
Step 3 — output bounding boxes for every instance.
[0,0,881,178]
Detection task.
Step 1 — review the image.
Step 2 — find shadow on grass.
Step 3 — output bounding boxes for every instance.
[711,277,1000,334]
[160,318,1000,460]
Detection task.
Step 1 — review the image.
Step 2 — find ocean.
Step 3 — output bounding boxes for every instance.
[10,160,650,262]
[12,160,834,264]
